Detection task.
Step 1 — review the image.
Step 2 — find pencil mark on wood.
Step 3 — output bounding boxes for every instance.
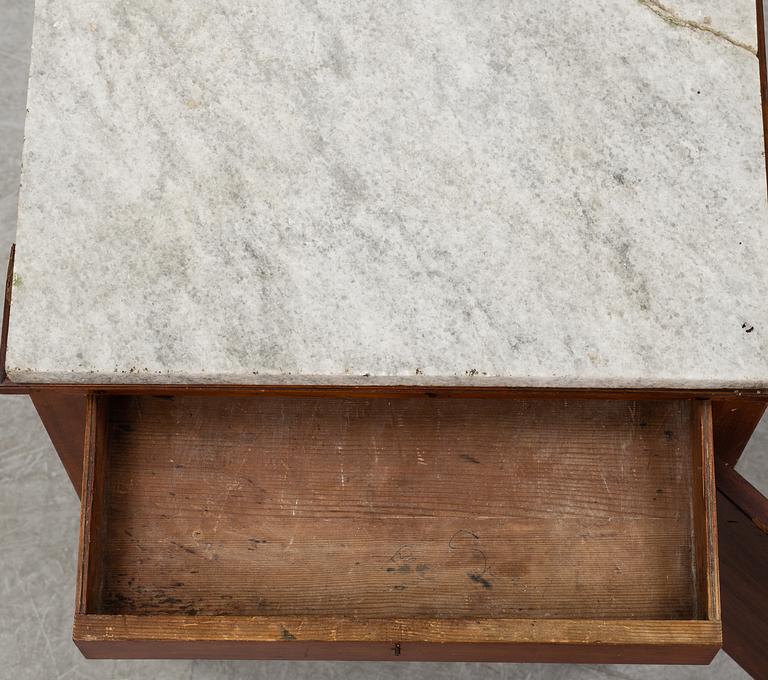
[390,545,415,563]
[449,529,491,588]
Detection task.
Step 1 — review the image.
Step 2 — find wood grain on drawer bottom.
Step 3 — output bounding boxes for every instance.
[74,394,719,662]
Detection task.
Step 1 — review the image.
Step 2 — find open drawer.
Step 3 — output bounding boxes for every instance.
[74,393,720,662]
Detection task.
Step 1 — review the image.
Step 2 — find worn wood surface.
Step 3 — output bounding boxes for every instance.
[76,395,109,615]
[73,614,721,663]
[690,401,720,621]
[82,396,702,621]
[29,390,87,494]
[717,488,768,679]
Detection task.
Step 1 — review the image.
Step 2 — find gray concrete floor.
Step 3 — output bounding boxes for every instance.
[0,1,765,677]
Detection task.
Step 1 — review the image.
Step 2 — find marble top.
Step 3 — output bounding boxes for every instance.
[6,0,768,387]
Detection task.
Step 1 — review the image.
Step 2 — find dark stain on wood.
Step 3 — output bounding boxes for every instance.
[469,573,493,589]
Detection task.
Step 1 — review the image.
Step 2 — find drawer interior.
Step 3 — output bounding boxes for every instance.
[75,393,720,661]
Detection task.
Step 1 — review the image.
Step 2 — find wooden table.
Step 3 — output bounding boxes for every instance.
[2,0,767,674]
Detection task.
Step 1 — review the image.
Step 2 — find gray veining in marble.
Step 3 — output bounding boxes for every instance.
[6,0,768,386]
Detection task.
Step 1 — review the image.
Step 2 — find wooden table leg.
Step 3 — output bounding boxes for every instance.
[30,390,86,495]
[716,463,768,679]
[712,398,767,466]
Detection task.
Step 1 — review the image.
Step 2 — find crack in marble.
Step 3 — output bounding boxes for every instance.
[637,0,758,56]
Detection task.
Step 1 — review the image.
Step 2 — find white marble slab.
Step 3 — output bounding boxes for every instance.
[6,0,768,387]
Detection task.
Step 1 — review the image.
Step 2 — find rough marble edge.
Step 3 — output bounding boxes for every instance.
[6,366,768,389]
